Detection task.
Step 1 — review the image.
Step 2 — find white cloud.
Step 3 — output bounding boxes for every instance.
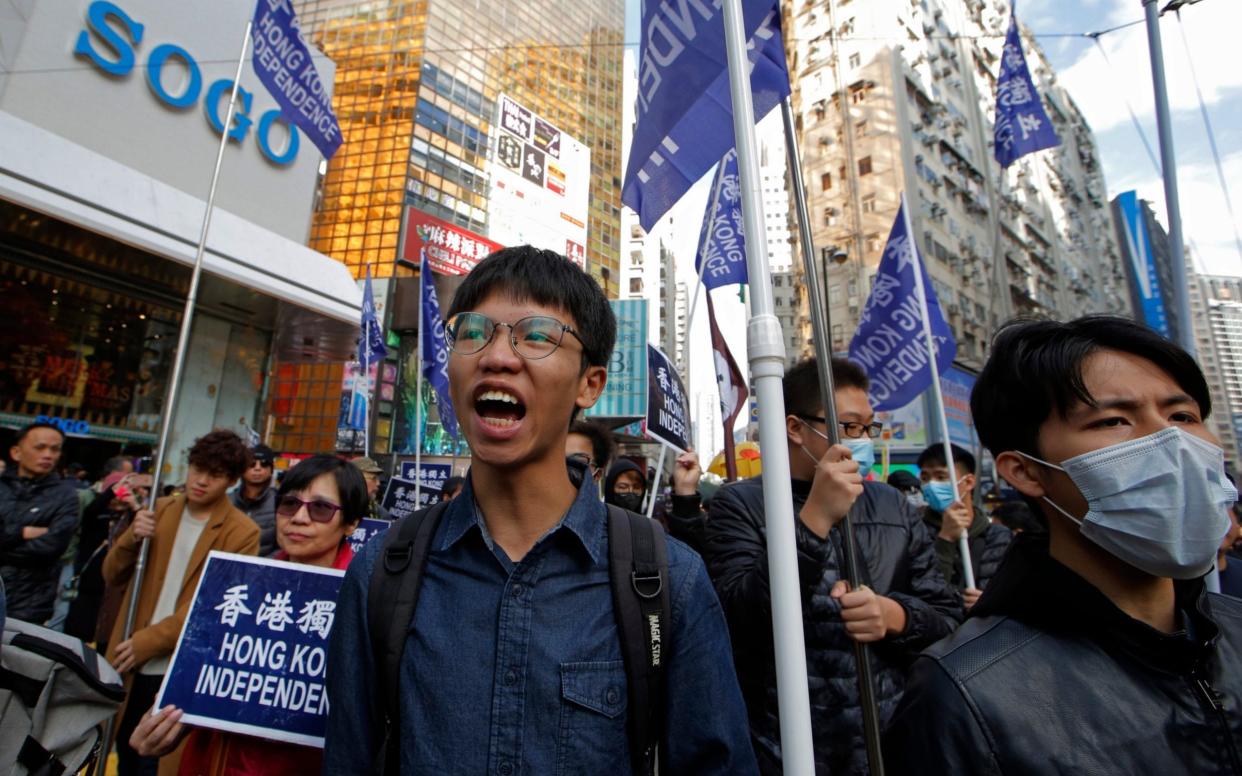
[1056,2,1242,136]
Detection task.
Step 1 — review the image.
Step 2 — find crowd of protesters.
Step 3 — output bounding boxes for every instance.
[2,246,1241,775]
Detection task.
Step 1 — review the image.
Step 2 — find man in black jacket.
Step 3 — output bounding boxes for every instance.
[0,422,80,623]
[704,358,962,775]
[885,316,1242,775]
[916,442,1012,608]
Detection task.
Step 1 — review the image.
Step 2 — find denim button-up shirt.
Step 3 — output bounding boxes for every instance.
[324,473,757,775]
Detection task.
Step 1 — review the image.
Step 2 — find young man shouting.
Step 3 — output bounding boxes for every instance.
[885,316,1242,774]
[325,246,756,774]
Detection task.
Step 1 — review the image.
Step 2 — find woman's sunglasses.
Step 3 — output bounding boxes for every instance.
[276,495,342,523]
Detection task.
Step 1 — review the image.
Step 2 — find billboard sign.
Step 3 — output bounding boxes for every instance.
[1116,191,1171,339]
[588,300,648,419]
[399,208,502,275]
[488,94,590,267]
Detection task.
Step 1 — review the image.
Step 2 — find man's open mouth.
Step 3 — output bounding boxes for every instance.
[475,389,527,429]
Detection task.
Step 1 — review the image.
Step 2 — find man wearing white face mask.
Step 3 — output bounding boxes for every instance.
[885,316,1242,775]
[916,443,1013,608]
[704,357,962,775]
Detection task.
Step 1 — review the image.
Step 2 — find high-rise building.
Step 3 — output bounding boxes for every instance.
[784,0,1129,372]
[268,0,626,457]
[1189,269,1242,467]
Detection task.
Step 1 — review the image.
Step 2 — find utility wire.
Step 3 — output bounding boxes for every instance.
[1088,35,1163,179]
[1174,9,1242,267]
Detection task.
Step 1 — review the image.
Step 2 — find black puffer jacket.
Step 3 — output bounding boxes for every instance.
[885,533,1242,775]
[923,507,1013,591]
[0,470,81,622]
[704,477,963,775]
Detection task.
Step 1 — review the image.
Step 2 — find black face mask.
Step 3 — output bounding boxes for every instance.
[610,492,644,513]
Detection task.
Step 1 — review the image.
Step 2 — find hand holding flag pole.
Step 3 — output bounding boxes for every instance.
[781,97,886,776]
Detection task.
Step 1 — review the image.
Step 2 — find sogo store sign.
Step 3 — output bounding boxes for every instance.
[73,1,302,165]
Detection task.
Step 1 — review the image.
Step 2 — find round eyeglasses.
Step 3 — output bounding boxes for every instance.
[446,312,584,360]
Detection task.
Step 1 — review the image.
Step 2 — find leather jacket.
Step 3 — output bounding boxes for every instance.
[704,477,963,774]
[885,533,1242,775]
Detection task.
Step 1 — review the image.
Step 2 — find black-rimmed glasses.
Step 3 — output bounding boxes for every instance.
[798,415,884,440]
[446,312,584,360]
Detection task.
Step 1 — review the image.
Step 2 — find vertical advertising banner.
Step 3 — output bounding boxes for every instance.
[939,367,977,449]
[157,553,345,747]
[1116,191,1172,339]
[488,94,590,267]
[587,300,649,419]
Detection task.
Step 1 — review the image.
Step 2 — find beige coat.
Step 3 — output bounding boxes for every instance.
[102,493,259,775]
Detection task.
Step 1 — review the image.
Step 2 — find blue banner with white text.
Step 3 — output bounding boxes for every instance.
[156,553,346,747]
[695,150,748,290]
[622,0,790,230]
[848,201,957,412]
[420,252,460,439]
[994,4,1060,167]
[251,0,343,160]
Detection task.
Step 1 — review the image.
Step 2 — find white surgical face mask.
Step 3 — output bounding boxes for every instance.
[1017,427,1237,580]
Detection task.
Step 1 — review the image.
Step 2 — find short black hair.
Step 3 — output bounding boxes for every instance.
[568,419,616,471]
[13,422,65,446]
[783,357,871,418]
[446,246,616,369]
[917,443,976,475]
[278,454,369,528]
[441,476,465,501]
[972,316,1211,459]
[186,430,251,481]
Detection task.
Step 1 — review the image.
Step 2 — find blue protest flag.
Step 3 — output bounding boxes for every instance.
[622,0,790,231]
[359,267,387,364]
[847,200,957,412]
[420,252,459,439]
[156,553,345,747]
[251,0,343,160]
[994,4,1060,167]
[694,150,748,290]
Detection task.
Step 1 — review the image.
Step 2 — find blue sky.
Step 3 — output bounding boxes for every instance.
[624,0,1242,277]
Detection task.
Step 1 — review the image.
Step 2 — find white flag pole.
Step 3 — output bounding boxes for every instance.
[100,21,253,776]
[721,2,815,772]
[644,441,670,519]
[362,316,371,459]
[901,193,977,590]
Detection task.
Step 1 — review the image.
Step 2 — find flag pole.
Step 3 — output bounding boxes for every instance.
[414,264,425,508]
[98,21,253,775]
[901,193,976,590]
[781,97,885,775]
[721,2,815,772]
[645,441,669,519]
[362,315,371,459]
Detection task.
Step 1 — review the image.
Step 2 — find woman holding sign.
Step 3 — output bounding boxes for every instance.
[130,455,367,774]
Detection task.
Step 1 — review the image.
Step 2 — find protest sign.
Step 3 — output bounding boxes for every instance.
[157,552,345,747]
[347,518,392,555]
[382,475,441,519]
[399,461,452,488]
[644,345,691,453]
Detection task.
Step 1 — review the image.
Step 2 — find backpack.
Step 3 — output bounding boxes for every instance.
[367,501,671,775]
[0,618,126,775]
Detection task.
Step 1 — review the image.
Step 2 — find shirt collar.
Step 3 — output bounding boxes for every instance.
[440,469,607,563]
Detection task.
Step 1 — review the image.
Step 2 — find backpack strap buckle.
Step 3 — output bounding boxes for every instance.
[631,570,663,600]
[383,540,414,574]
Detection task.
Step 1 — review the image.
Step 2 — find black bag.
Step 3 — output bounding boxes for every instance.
[366,501,671,775]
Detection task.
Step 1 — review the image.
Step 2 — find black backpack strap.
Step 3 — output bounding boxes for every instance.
[367,500,449,776]
[607,505,671,776]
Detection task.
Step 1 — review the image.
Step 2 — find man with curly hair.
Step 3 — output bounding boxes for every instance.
[103,429,259,775]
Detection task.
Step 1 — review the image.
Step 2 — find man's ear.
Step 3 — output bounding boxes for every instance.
[785,414,805,447]
[8,446,19,464]
[961,472,977,494]
[576,366,607,409]
[995,451,1047,499]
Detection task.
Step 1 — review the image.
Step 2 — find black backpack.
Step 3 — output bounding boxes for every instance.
[366,500,671,775]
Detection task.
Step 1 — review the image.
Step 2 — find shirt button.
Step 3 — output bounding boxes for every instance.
[605,687,620,706]
[503,669,518,686]
[498,761,514,776]
[510,584,523,599]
